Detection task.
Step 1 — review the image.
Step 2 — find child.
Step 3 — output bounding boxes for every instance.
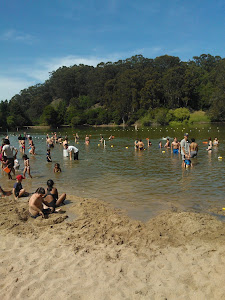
[184,155,192,168]
[53,163,61,173]
[14,158,20,171]
[2,156,12,179]
[13,175,28,199]
[46,149,52,162]
[22,154,32,178]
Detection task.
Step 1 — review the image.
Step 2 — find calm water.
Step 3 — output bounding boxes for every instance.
[1,124,225,221]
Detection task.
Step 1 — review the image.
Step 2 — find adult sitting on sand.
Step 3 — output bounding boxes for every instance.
[29,187,53,218]
[44,179,66,211]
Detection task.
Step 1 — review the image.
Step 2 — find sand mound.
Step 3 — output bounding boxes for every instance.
[1,196,225,299]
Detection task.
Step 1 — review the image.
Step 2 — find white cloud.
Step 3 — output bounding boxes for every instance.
[0,29,35,43]
[0,76,35,101]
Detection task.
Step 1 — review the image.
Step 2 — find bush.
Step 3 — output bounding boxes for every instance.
[189,110,211,123]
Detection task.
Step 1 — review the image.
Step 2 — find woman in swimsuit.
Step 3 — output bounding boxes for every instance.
[44,179,66,211]
[207,137,213,151]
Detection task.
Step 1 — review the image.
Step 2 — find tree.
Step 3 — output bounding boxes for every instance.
[41,105,59,127]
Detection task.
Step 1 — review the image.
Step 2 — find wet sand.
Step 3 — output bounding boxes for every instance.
[1,195,225,299]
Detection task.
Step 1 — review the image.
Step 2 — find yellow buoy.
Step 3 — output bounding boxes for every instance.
[111,145,114,148]
[218,156,222,159]
[126,147,128,149]
[162,151,165,153]
[98,144,100,146]
[222,208,225,210]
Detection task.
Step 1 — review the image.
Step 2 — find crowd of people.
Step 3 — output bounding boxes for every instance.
[0,131,220,218]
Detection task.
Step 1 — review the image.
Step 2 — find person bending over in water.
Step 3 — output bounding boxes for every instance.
[53,163,61,173]
[29,187,54,218]
[44,179,66,211]
[171,137,180,154]
[190,138,198,158]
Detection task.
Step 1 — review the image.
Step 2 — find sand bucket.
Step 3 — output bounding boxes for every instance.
[3,166,10,173]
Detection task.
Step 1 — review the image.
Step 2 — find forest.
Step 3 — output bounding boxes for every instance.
[0,54,225,129]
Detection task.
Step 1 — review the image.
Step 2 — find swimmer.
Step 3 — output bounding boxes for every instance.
[134,139,139,150]
[22,154,32,178]
[213,137,219,146]
[146,138,152,147]
[206,137,213,151]
[85,135,90,145]
[46,149,52,162]
[137,139,145,150]
[171,137,180,154]
[99,135,104,143]
[74,133,79,143]
[53,163,62,173]
[190,138,198,158]
[158,141,162,148]
[164,138,170,148]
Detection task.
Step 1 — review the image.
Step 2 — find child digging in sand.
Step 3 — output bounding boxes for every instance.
[22,154,32,178]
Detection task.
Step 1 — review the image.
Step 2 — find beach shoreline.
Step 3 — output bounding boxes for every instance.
[1,195,225,299]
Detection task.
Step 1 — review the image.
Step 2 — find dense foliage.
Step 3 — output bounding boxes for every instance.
[1,54,225,129]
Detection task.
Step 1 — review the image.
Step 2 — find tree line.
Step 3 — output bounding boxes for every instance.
[1,53,225,129]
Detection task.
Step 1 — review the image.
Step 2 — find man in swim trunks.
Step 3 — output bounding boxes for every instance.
[171,137,180,154]
[29,187,54,218]
[137,139,145,150]
[180,133,190,168]
[190,138,198,158]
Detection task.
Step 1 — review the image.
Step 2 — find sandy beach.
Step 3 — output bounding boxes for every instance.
[1,195,225,300]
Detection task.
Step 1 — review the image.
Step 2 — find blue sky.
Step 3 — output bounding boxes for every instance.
[0,0,225,101]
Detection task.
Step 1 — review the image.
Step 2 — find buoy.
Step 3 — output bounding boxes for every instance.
[222,208,225,210]
[98,144,100,146]
[126,147,128,149]
[111,145,114,147]
[218,156,222,159]
[162,151,165,153]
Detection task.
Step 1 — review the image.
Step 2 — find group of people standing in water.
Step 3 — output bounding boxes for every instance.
[0,130,221,217]
[134,133,219,168]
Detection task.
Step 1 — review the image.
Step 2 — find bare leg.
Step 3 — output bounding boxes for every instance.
[56,193,66,207]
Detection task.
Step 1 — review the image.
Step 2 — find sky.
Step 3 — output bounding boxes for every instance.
[0,0,225,101]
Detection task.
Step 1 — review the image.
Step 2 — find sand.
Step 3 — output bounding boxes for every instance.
[1,195,225,300]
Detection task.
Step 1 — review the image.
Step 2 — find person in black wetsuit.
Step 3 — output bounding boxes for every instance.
[44,179,66,211]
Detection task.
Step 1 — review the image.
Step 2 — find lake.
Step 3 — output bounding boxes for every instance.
[1,124,225,221]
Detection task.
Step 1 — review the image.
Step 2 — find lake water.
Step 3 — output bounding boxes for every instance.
[1,124,225,221]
